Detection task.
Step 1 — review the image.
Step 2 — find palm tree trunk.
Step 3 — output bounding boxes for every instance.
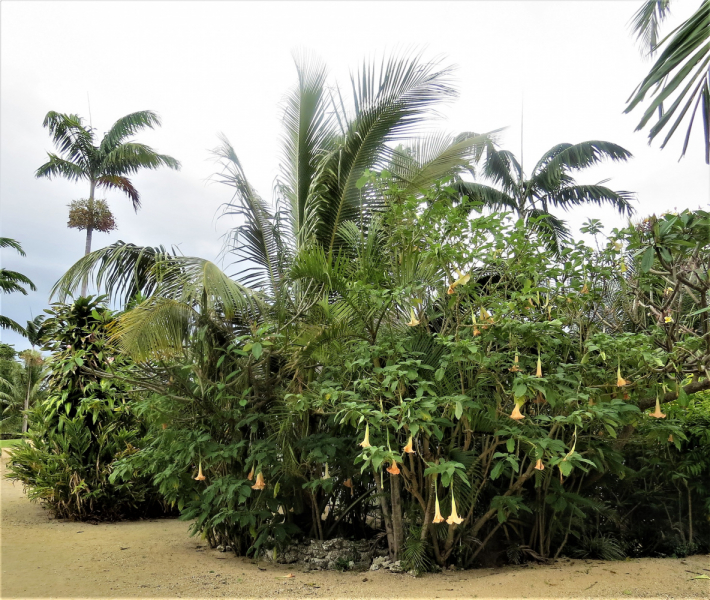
[80,183,96,296]
[21,365,31,434]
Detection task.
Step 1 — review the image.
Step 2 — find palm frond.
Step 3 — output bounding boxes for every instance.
[631,0,673,54]
[531,141,632,191]
[0,269,36,294]
[50,241,176,304]
[451,181,518,212]
[310,52,457,256]
[35,155,87,182]
[214,135,284,294]
[100,111,163,153]
[626,0,710,163]
[0,238,26,256]
[390,131,496,195]
[526,208,571,256]
[482,145,522,193]
[102,142,181,175]
[41,111,94,163]
[278,51,337,246]
[546,183,636,216]
[0,316,27,336]
[95,175,141,209]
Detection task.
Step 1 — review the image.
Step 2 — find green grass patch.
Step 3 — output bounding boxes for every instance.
[0,439,25,448]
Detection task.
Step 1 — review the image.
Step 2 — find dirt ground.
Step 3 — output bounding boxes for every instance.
[1,450,708,600]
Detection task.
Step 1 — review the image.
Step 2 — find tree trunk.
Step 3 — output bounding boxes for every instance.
[390,473,404,561]
[80,184,96,296]
[21,366,31,434]
[374,474,395,559]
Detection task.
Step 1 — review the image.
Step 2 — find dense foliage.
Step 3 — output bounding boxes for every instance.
[5,297,171,520]
[16,54,709,569]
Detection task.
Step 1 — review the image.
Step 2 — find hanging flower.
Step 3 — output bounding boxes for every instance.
[322,463,331,480]
[343,478,354,496]
[509,403,524,421]
[471,312,481,336]
[252,472,266,490]
[448,270,470,295]
[194,462,206,481]
[386,461,400,475]
[535,459,545,471]
[536,353,543,378]
[162,423,168,430]
[581,283,589,294]
[359,423,371,448]
[649,396,666,419]
[509,353,521,372]
[247,466,255,481]
[403,436,415,454]
[668,434,674,443]
[407,308,420,327]
[616,366,628,387]
[446,490,464,525]
[433,495,445,523]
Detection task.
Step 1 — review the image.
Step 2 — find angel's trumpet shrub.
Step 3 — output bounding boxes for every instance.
[359,424,371,448]
[194,462,206,481]
[386,461,400,475]
[448,270,470,295]
[536,354,543,378]
[668,434,674,443]
[650,396,666,419]
[251,472,266,490]
[535,459,545,471]
[247,466,254,481]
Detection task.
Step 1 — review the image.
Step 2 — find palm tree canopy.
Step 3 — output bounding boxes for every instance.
[0,238,36,336]
[453,140,635,254]
[36,110,181,210]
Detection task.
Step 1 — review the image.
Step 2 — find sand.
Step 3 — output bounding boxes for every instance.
[1,449,708,600]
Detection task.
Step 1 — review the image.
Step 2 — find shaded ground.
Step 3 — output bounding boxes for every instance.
[2,450,708,599]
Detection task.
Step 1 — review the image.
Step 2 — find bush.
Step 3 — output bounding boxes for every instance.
[5,297,171,520]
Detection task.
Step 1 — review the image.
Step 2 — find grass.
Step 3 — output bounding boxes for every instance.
[0,439,25,449]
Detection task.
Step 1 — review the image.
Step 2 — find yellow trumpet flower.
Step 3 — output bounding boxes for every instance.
[668,434,674,443]
[360,423,371,448]
[447,270,470,295]
[386,461,400,475]
[247,466,255,481]
[251,472,266,490]
[407,308,420,327]
[433,495,445,523]
[536,354,543,378]
[664,316,673,323]
[446,491,464,525]
[535,459,545,471]
[194,462,206,481]
[509,353,521,372]
[581,283,589,294]
[322,463,331,480]
[616,366,628,387]
[509,403,525,421]
[403,436,415,454]
[649,396,666,419]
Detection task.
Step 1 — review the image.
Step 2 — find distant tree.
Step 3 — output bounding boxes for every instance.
[453,141,635,253]
[0,238,36,335]
[626,0,710,163]
[35,110,180,294]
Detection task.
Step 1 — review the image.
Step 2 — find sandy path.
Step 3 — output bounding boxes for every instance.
[1,450,708,600]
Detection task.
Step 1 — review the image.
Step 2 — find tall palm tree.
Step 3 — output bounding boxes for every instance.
[626,0,710,163]
[452,141,635,253]
[0,238,36,335]
[35,110,180,294]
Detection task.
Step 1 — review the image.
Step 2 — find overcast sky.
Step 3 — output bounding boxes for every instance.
[1,1,708,352]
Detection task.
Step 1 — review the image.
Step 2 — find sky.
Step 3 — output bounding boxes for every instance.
[1,1,708,352]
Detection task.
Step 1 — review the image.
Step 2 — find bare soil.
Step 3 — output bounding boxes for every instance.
[2,450,708,599]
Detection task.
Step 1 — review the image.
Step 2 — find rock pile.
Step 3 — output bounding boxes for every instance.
[262,538,384,571]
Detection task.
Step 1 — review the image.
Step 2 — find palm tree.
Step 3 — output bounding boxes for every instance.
[626,0,710,163]
[35,110,180,294]
[452,141,635,253]
[0,238,36,335]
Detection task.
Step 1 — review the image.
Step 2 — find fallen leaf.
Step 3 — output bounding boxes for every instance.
[691,575,710,580]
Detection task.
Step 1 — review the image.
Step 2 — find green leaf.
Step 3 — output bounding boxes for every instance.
[640,246,655,272]
[251,343,263,360]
